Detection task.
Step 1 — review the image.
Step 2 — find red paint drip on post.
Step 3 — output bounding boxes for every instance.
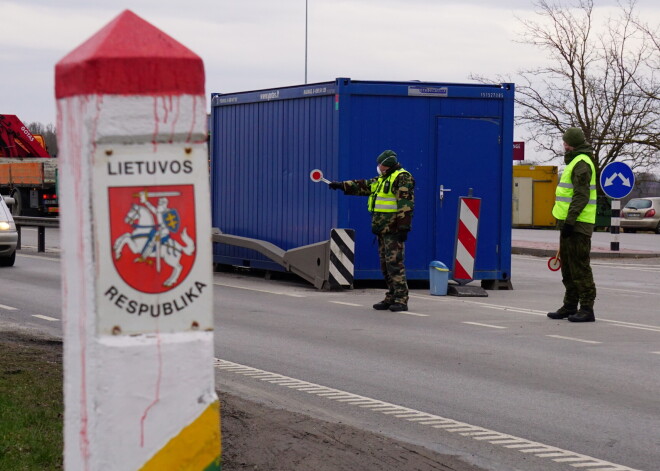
[55,10,204,98]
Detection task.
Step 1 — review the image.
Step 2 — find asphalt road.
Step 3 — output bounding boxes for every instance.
[2,228,660,471]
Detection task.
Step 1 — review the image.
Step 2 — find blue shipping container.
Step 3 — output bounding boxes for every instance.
[210,78,514,283]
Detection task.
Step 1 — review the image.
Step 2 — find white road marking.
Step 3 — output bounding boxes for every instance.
[593,260,660,268]
[213,282,306,297]
[547,335,602,344]
[32,314,59,321]
[463,322,506,329]
[601,268,660,275]
[215,358,640,471]
[330,301,362,307]
[608,323,660,333]
[518,254,660,273]
[214,280,660,334]
[330,301,429,317]
[0,303,18,311]
[393,311,429,317]
[410,293,450,301]
[595,265,660,274]
[652,352,660,355]
[17,253,60,261]
[598,286,660,296]
[469,301,547,316]
[418,297,660,333]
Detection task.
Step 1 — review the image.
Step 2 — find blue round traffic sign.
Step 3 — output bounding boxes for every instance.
[600,161,635,199]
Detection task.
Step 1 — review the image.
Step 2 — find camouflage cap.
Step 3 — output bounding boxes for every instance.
[376,150,398,167]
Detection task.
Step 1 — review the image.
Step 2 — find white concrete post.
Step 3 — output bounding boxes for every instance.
[56,10,221,470]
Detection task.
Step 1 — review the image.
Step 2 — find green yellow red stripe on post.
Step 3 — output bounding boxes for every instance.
[140,401,222,471]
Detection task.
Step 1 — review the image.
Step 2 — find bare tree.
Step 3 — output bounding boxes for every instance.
[27,122,58,157]
[510,0,659,179]
[629,6,660,101]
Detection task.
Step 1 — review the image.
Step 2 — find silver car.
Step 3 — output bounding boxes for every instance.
[0,196,18,266]
[621,197,660,234]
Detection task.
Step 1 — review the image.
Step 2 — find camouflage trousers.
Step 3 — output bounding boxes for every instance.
[378,234,409,304]
[560,232,596,309]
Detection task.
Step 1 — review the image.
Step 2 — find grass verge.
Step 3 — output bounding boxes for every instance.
[0,331,63,470]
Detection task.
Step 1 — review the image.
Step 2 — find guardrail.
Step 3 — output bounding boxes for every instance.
[13,216,60,253]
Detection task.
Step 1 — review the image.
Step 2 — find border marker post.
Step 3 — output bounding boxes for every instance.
[56,10,221,470]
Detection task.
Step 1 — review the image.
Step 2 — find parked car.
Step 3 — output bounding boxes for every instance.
[621,197,660,234]
[0,195,18,266]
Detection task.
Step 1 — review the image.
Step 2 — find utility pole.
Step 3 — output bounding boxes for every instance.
[305,0,308,84]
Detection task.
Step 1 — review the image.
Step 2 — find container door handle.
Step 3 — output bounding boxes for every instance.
[439,185,452,207]
[440,185,451,201]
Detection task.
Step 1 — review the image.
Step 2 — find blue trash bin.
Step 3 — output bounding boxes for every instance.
[429,261,449,296]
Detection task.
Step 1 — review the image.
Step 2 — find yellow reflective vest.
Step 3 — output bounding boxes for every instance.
[368,168,409,213]
[552,155,597,223]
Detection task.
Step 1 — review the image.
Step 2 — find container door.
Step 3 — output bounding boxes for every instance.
[532,180,556,227]
[513,177,533,226]
[435,117,502,277]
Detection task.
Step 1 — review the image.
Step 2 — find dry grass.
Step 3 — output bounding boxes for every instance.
[0,332,63,470]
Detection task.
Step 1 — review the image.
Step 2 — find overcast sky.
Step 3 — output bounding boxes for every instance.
[2,0,659,149]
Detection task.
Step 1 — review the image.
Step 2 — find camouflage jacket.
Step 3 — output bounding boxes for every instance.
[339,165,415,235]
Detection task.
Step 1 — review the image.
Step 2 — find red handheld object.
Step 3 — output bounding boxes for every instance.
[547,249,561,271]
[310,169,330,184]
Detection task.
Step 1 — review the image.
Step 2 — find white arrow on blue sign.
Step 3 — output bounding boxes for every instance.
[600,161,635,199]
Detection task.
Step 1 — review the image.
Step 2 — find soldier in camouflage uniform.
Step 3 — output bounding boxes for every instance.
[547,128,597,322]
[329,150,414,312]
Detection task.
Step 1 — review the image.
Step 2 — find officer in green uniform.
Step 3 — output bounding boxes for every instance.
[329,150,415,312]
[547,128,597,322]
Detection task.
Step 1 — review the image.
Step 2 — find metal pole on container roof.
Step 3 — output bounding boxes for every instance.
[305,0,308,84]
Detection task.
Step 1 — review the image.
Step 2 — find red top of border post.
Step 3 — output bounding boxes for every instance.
[55,10,204,98]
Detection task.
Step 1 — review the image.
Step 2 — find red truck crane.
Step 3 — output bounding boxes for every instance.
[0,114,58,216]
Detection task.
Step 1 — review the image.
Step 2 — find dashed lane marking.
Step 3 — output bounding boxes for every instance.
[470,302,547,317]
[329,300,427,316]
[212,282,306,298]
[547,335,602,344]
[599,286,660,296]
[0,303,18,311]
[463,322,507,329]
[215,358,640,471]
[215,283,660,332]
[607,323,660,333]
[413,296,660,333]
[410,293,451,301]
[32,314,59,322]
[393,311,429,317]
[518,255,660,273]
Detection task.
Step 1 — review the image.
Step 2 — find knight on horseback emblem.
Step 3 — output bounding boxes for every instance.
[111,186,196,292]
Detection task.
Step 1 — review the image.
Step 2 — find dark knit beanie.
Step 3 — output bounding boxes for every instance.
[376,150,398,167]
[563,127,586,147]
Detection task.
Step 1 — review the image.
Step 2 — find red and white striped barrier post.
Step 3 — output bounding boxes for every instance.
[453,195,481,283]
[56,10,220,470]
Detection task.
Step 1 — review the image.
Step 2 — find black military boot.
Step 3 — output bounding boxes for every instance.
[568,307,595,322]
[389,303,408,312]
[547,305,578,319]
[373,300,392,310]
